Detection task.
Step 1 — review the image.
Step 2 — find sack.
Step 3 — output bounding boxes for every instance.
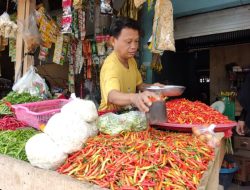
[151,0,175,53]
[12,66,51,98]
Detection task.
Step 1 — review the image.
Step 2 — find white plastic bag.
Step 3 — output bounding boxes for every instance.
[44,112,98,154]
[61,94,98,123]
[25,133,67,170]
[12,65,51,98]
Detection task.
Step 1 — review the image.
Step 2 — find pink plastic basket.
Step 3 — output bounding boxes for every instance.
[12,99,70,129]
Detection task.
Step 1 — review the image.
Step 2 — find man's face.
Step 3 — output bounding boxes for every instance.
[111,27,139,60]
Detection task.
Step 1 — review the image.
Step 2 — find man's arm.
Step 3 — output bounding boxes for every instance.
[108,89,159,112]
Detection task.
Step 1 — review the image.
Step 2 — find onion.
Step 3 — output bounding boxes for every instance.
[192,127,201,136]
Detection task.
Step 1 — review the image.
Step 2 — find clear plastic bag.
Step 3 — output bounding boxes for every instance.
[20,12,41,53]
[192,124,220,148]
[97,111,147,135]
[12,66,51,98]
[100,0,113,14]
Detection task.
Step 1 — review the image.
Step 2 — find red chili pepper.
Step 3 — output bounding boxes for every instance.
[166,98,234,125]
[0,116,26,130]
[57,128,214,189]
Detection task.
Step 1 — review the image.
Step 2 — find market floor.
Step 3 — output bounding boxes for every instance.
[228,183,250,190]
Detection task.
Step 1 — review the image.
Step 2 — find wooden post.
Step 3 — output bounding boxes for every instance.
[23,0,36,74]
[14,0,26,82]
[15,0,36,81]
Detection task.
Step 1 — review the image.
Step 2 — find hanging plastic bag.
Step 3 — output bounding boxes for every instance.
[192,124,220,148]
[12,66,51,98]
[100,0,113,14]
[19,12,41,53]
[151,0,175,53]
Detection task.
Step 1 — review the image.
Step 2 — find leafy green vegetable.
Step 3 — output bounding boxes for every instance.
[2,91,42,105]
[0,128,40,161]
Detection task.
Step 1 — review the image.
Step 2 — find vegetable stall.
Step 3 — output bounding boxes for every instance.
[0,95,234,190]
[0,1,237,190]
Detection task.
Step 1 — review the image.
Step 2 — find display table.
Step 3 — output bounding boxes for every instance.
[0,133,225,190]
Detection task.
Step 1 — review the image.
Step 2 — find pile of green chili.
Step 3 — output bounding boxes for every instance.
[2,91,42,105]
[0,128,40,161]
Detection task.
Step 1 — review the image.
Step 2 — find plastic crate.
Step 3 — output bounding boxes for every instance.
[12,99,70,129]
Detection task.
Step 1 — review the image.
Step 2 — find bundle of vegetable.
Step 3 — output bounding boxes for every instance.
[2,91,42,105]
[0,128,39,161]
[58,128,214,190]
[167,98,234,124]
[0,116,27,130]
[0,101,12,115]
[97,111,147,135]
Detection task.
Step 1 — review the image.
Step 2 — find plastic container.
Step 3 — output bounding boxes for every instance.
[12,99,70,129]
[146,100,167,124]
[219,165,239,190]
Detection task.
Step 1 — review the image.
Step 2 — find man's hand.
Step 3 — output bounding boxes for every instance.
[153,82,165,87]
[130,91,160,112]
[236,120,245,136]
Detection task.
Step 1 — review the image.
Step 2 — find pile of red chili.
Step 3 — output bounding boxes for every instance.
[0,116,27,130]
[57,128,214,190]
[166,98,234,124]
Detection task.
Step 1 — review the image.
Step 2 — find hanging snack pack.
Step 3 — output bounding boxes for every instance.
[53,34,64,64]
[36,6,59,48]
[78,9,86,40]
[73,0,82,10]
[62,0,73,34]
[38,45,49,62]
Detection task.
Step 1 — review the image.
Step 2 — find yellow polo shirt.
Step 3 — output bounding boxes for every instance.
[99,52,143,111]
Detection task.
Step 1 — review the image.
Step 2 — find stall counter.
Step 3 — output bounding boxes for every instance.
[0,133,225,190]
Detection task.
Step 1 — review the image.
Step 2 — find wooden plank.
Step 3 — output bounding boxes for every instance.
[0,155,107,190]
[14,0,26,82]
[23,0,36,74]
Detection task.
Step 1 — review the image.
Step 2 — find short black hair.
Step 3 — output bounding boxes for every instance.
[109,17,140,38]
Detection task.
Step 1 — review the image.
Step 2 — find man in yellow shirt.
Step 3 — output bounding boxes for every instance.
[99,17,161,112]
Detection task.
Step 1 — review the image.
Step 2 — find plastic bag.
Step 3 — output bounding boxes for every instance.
[192,124,220,148]
[20,12,41,53]
[100,0,113,14]
[12,66,51,98]
[97,111,148,135]
[151,0,175,53]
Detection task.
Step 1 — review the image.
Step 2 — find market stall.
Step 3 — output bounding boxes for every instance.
[0,133,225,190]
[0,91,235,190]
[0,0,240,189]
